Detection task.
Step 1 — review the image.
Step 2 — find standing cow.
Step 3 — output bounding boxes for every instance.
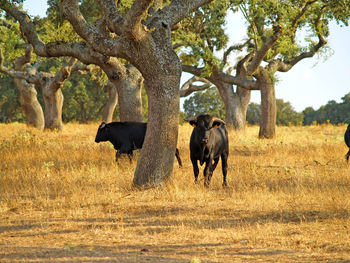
[186,114,229,187]
[95,121,182,167]
[345,123,350,163]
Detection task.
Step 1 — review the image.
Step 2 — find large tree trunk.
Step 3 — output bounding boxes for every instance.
[13,49,44,130]
[216,82,251,130]
[256,69,276,139]
[133,65,181,187]
[42,83,64,131]
[115,65,143,122]
[14,78,45,130]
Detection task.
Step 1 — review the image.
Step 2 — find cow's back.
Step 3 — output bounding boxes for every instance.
[109,122,147,149]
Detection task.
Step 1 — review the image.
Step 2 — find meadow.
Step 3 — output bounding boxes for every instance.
[0,123,349,262]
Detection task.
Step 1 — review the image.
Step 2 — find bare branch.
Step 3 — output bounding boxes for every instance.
[179,76,212,97]
[222,39,251,66]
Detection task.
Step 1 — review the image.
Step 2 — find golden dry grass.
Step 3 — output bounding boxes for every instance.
[0,123,350,262]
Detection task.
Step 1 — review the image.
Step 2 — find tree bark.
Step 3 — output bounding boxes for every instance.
[102,81,118,123]
[42,83,64,131]
[256,68,276,139]
[115,65,143,122]
[14,77,45,130]
[13,48,44,130]
[216,82,251,130]
[133,69,181,187]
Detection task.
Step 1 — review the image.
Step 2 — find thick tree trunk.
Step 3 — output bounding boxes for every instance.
[216,83,251,130]
[115,65,143,122]
[102,81,118,123]
[257,69,276,139]
[42,84,64,131]
[13,51,44,130]
[133,69,181,187]
[14,78,45,130]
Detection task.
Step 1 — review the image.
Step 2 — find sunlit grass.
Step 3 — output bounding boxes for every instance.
[0,122,349,262]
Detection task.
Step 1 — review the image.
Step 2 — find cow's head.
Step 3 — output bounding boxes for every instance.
[185,114,225,145]
[95,122,109,143]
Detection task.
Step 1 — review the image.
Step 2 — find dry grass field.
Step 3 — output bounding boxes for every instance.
[0,122,350,262]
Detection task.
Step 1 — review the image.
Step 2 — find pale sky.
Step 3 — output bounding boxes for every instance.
[23,0,350,113]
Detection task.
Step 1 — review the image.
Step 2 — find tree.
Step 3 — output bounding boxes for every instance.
[0,44,45,129]
[0,0,215,187]
[174,1,255,130]
[302,93,350,124]
[228,0,350,138]
[180,0,350,138]
[1,1,144,124]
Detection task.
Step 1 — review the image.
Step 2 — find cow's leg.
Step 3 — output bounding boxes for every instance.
[115,151,122,162]
[175,148,182,167]
[127,150,133,162]
[203,159,213,188]
[221,153,228,187]
[207,157,219,183]
[346,149,350,163]
[191,155,199,183]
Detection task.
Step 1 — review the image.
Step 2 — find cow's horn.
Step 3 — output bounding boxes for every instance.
[185,116,198,122]
[100,122,106,129]
[212,117,226,125]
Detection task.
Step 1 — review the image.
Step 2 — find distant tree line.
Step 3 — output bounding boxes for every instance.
[302,93,350,125]
[183,87,349,126]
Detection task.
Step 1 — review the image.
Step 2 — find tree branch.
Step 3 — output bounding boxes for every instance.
[179,76,212,97]
[61,0,122,58]
[222,39,251,66]
[247,23,282,75]
[277,11,327,73]
[123,0,153,41]
[156,0,213,28]
[96,0,124,35]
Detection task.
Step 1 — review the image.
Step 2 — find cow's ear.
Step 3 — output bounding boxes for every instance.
[189,120,197,127]
[212,121,221,128]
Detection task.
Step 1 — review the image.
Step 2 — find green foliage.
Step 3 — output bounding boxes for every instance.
[173,0,230,71]
[183,86,225,119]
[276,99,303,125]
[303,93,350,125]
[0,19,24,62]
[0,74,24,122]
[62,73,108,123]
[246,102,260,125]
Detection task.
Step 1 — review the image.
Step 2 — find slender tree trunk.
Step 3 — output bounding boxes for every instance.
[42,83,64,131]
[102,81,118,123]
[13,51,44,130]
[116,65,143,122]
[14,78,45,130]
[216,83,251,130]
[257,69,276,139]
[133,67,181,187]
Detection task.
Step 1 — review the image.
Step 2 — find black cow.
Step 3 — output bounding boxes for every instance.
[345,123,350,163]
[186,114,229,187]
[95,121,182,167]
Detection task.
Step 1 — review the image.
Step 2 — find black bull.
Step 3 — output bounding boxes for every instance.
[186,114,229,187]
[95,121,182,167]
[345,123,350,163]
